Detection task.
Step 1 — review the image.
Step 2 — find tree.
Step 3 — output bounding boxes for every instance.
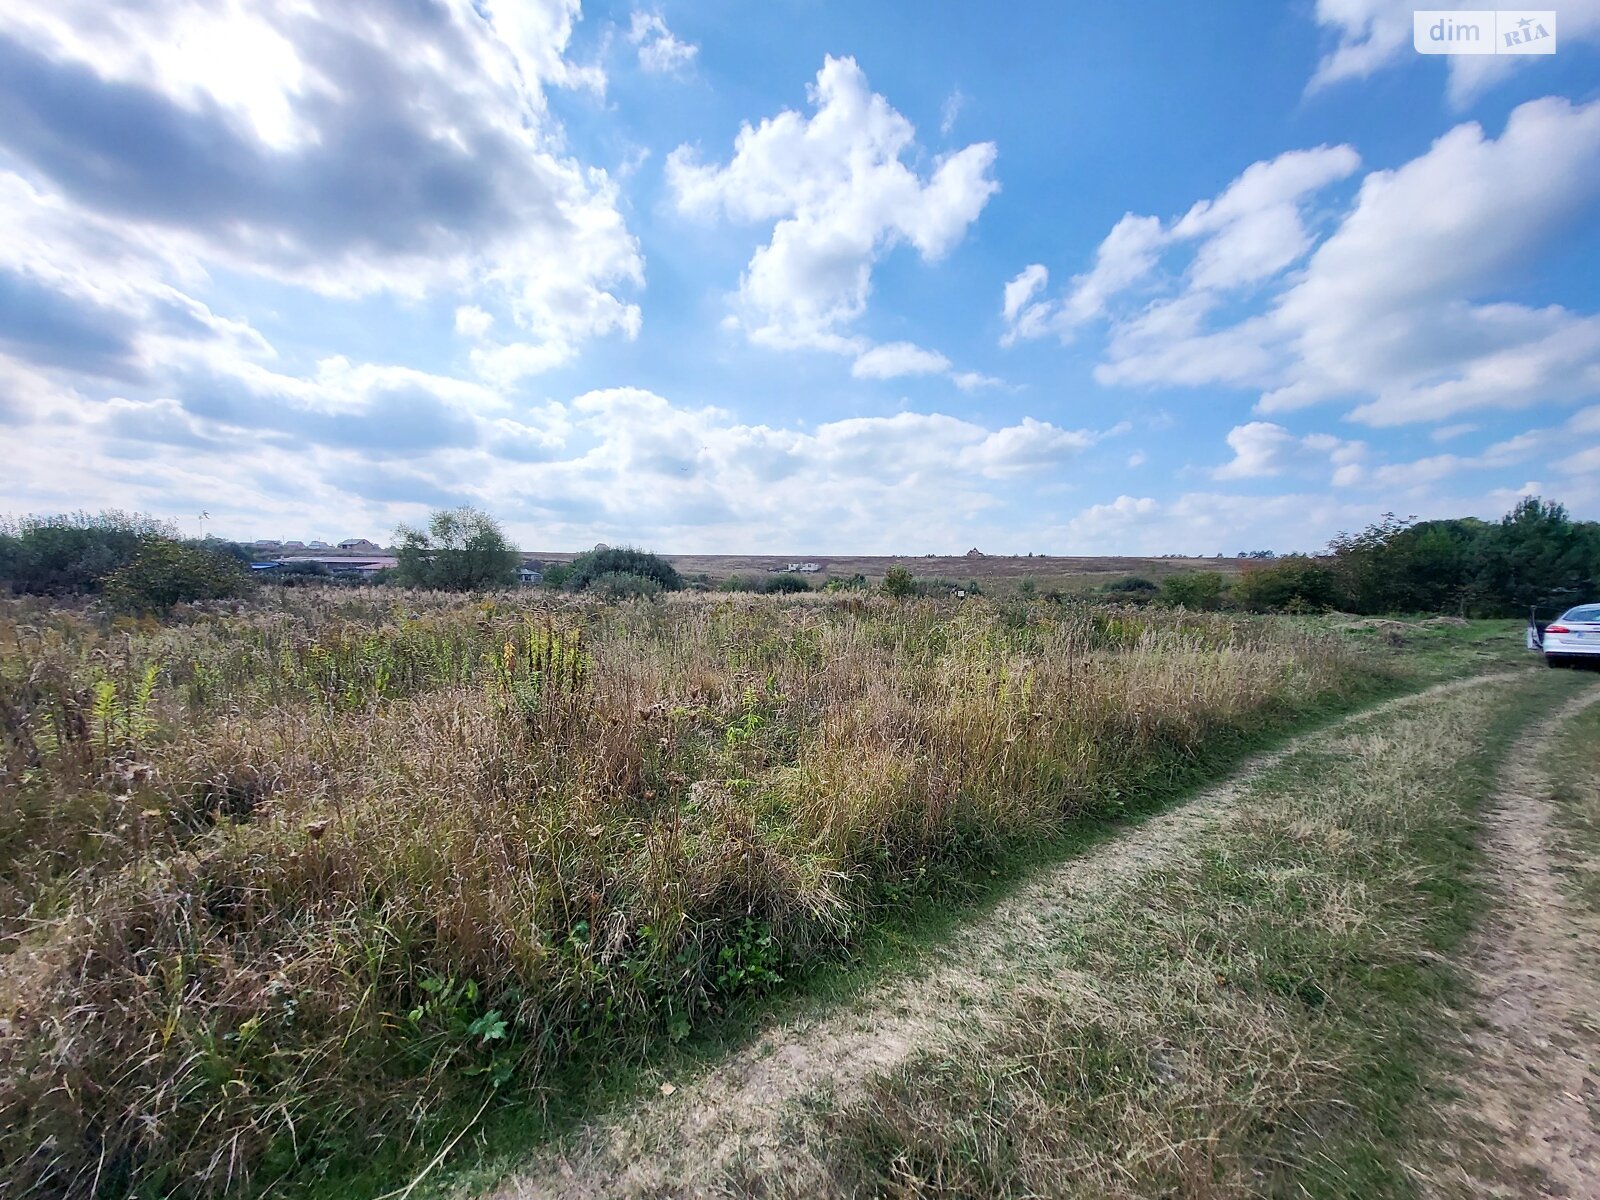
[1474,497,1600,615]
[393,507,519,591]
[102,539,252,612]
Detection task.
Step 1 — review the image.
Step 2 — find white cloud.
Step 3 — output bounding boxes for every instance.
[1014,98,1600,430]
[850,342,952,379]
[628,11,697,74]
[1307,0,1600,106]
[454,306,494,339]
[1212,421,1366,481]
[0,0,642,380]
[667,56,998,353]
[1003,146,1358,346]
[1268,98,1600,425]
[951,370,1004,392]
[940,89,966,137]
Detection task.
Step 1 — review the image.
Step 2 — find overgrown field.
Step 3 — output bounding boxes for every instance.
[0,588,1392,1196]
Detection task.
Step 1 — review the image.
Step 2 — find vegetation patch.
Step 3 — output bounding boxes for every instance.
[0,588,1401,1197]
[820,672,1577,1198]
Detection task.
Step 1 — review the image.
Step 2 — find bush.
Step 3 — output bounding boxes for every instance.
[722,574,811,595]
[393,507,519,591]
[588,571,663,601]
[1104,576,1158,597]
[1156,571,1227,611]
[1232,556,1338,613]
[881,565,915,598]
[564,547,682,593]
[0,511,176,595]
[823,573,869,593]
[102,540,253,612]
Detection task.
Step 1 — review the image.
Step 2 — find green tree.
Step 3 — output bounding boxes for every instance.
[393,507,519,591]
[102,539,253,612]
[1474,497,1600,615]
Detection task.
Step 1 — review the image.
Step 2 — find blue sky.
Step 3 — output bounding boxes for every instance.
[1,0,1597,553]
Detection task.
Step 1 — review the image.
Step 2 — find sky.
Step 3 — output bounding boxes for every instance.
[0,0,1598,555]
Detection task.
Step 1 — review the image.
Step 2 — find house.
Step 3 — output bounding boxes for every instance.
[280,555,397,577]
[338,538,382,552]
[282,540,306,550]
[966,547,985,558]
[517,567,542,585]
[252,539,282,551]
[307,540,330,550]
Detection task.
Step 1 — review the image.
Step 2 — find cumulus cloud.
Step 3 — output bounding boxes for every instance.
[667,55,997,355]
[0,0,642,381]
[850,342,951,379]
[628,11,697,74]
[1009,97,1600,430]
[1003,146,1358,346]
[1307,0,1600,106]
[1212,421,1366,483]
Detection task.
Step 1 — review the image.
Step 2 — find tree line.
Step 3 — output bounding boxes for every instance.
[3,496,1595,616]
[1139,497,1599,616]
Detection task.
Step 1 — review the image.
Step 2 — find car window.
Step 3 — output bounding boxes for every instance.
[1560,605,1600,622]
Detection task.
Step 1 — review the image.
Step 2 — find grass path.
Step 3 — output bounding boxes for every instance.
[1433,683,1600,1197]
[482,669,1543,1200]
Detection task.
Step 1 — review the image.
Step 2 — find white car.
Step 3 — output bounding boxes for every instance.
[1537,603,1600,667]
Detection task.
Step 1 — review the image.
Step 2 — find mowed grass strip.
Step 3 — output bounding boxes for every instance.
[1541,689,1600,915]
[818,670,1583,1199]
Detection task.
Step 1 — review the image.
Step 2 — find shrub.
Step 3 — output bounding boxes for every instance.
[588,571,664,600]
[1233,556,1338,613]
[0,511,176,595]
[102,539,253,612]
[823,574,869,593]
[880,565,915,598]
[1156,571,1227,611]
[723,574,811,595]
[1104,576,1158,597]
[564,547,682,593]
[393,507,518,591]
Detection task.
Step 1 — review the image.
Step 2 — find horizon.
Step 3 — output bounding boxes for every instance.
[1,2,1598,555]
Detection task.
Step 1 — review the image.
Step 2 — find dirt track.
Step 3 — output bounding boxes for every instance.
[1435,684,1600,1197]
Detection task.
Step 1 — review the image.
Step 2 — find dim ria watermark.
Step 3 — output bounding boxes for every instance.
[1414,10,1556,54]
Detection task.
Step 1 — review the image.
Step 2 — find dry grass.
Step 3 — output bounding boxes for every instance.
[817,676,1551,1200]
[0,587,1378,1197]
